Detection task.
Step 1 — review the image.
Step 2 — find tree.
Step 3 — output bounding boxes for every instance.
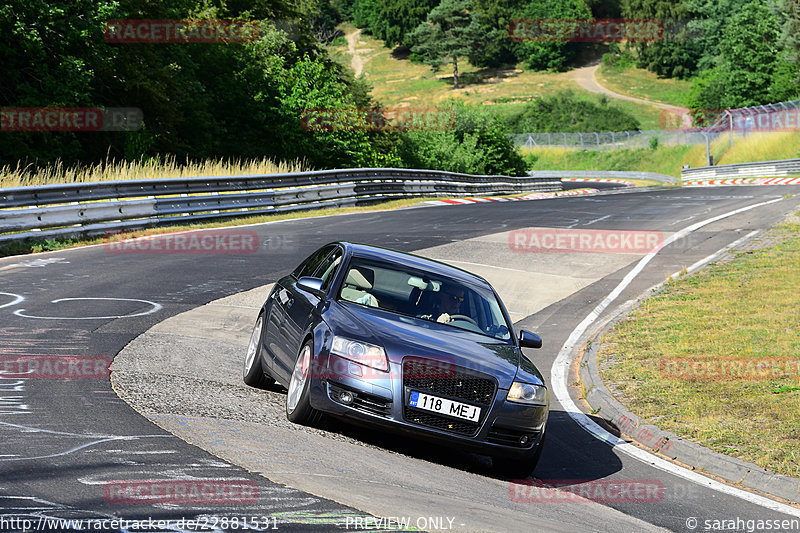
[778,0,800,80]
[371,0,439,48]
[409,0,483,88]
[512,0,593,71]
[687,1,800,114]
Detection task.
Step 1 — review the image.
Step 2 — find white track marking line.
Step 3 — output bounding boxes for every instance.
[551,197,800,517]
[13,297,162,320]
[0,292,25,309]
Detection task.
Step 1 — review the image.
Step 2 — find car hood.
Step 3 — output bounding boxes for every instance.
[325,301,522,389]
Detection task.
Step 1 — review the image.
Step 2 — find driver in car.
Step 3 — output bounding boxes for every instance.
[420,284,465,324]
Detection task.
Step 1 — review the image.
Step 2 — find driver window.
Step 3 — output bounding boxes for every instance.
[317,249,343,291]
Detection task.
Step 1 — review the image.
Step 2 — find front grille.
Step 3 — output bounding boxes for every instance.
[487,426,539,447]
[328,383,391,417]
[403,410,479,436]
[402,357,497,436]
[402,357,496,404]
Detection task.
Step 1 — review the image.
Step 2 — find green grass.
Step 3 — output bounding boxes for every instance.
[598,220,800,478]
[330,24,663,129]
[596,64,693,108]
[523,131,800,177]
[523,145,701,177]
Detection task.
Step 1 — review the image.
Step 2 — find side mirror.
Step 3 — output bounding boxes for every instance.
[519,330,542,349]
[297,276,325,296]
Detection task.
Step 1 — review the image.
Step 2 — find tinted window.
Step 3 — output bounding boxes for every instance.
[317,248,343,291]
[294,245,334,278]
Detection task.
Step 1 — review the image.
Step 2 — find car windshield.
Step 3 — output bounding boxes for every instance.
[337,257,512,342]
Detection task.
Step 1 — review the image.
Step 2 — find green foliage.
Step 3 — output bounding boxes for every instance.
[777,0,800,82]
[508,91,641,133]
[0,0,407,171]
[601,45,636,69]
[371,0,439,48]
[398,102,527,176]
[466,0,525,68]
[687,1,800,113]
[513,0,593,71]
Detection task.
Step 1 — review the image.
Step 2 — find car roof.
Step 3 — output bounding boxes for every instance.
[338,242,492,289]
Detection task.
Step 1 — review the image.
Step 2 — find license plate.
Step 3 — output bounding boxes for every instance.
[408,391,481,422]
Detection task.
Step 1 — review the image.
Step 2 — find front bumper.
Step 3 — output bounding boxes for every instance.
[309,354,548,458]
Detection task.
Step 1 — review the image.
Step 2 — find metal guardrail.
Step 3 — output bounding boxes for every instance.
[528,170,678,183]
[0,168,561,243]
[680,159,800,181]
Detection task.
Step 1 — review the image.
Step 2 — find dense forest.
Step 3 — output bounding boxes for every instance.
[1,0,798,174]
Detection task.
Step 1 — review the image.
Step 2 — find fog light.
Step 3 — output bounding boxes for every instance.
[519,435,530,445]
[339,391,354,405]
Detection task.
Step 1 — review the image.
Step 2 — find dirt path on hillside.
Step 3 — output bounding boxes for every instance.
[567,61,692,127]
[346,29,364,77]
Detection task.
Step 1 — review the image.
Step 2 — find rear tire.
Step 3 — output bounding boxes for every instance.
[243,314,276,389]
[492,431,546,479]
[285,340,321,425]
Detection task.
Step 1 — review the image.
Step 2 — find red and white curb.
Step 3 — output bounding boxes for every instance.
[561,177,636,187]
[684,177,800,187]
[425,188,600,206]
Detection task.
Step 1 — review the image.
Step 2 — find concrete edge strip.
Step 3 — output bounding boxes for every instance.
[550,197,800,517]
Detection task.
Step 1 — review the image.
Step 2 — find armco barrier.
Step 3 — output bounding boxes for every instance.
[0,168,561,243]
[528,170,677,183]
[681,158,800,182]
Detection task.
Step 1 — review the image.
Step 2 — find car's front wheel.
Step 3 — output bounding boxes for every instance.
[243,313,276,389]
[286,340,321,425]
[492,431,546,479]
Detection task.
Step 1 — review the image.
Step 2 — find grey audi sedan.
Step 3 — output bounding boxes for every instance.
[243,242,548,477]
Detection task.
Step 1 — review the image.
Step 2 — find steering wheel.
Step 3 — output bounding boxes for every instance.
[449,314,479,326]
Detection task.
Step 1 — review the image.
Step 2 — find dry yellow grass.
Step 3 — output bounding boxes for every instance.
[0,156,309,188]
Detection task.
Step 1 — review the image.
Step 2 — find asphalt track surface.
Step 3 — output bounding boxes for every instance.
[2,185,800,532]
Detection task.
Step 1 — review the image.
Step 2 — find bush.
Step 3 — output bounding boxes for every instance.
[398,102,527,176]
[507,91,641,133]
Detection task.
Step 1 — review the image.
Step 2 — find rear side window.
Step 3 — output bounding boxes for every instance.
[294,245,335,278]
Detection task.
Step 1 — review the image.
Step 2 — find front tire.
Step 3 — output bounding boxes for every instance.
[285,340,321,425]
[243,314,276,389]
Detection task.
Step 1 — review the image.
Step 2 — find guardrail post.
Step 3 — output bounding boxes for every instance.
[563,133,567,150]
[579,133,584,151]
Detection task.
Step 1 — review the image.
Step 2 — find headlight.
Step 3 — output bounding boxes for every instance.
[507,381,548,405]
[330,336,389,372]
